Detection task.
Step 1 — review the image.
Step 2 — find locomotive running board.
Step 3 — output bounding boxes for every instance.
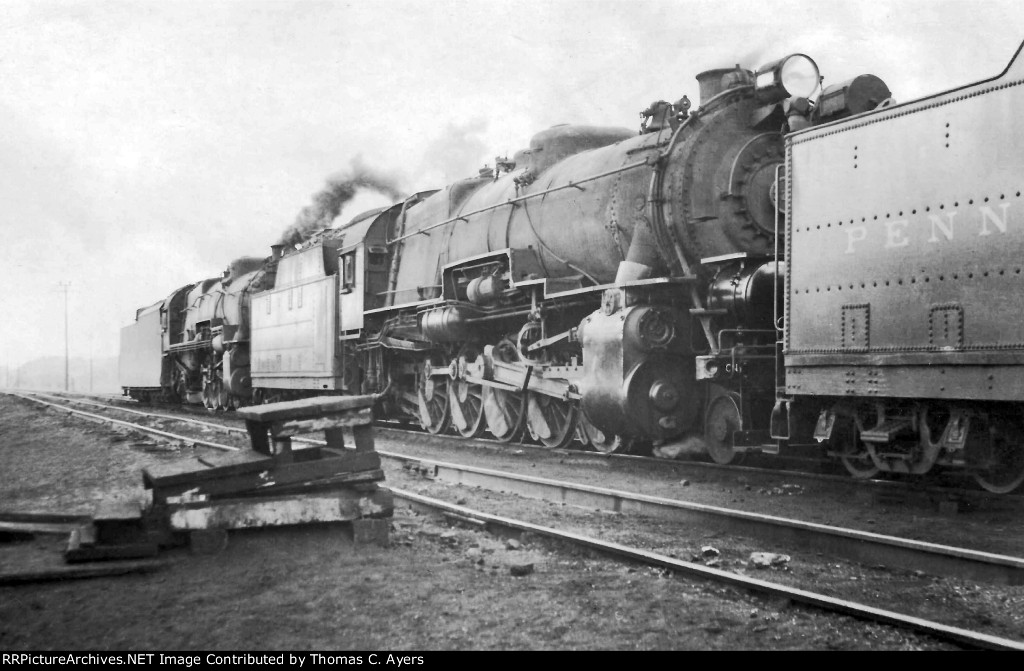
[543,275,696,300]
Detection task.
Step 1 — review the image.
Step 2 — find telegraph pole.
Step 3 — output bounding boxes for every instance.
[58,281,71,391]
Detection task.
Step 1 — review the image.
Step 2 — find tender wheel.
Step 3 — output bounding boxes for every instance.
[416,359,450,435]
[704,394,744,465]
[830,412,881,479]
[449,347,486,438]
[970,416,1024,494]
[526,393,578,448]
[840,448,882,479]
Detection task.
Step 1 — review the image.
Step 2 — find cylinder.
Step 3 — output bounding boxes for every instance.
[466,276,505,304]
[419,307,476,343]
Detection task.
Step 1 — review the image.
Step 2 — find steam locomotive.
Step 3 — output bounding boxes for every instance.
[120,42,1024,493]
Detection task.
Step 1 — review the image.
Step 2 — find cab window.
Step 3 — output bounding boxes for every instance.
[341,252,356,293]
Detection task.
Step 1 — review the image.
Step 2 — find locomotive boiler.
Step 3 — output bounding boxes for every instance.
[243,52,825,455]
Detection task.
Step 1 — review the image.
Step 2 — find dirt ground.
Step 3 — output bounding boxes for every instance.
[0,394,1005,650]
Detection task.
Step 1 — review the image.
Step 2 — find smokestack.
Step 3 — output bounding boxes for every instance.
[271,245,284,260]
[696,68,734,105]
[696,66,754,105]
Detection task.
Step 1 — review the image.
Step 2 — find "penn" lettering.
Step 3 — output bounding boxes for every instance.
[842,202,1013,254]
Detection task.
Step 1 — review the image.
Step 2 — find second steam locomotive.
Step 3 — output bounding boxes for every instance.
[120,42,1024,493]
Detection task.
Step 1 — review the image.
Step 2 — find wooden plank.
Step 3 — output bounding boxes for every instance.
[235,395,376,422]
[0,560,166,586]
[142,459,221,489]
[226,470,386,499]
[272,436,293,458]
[168,488,394,530]
[94,500,142,522]
[324,427,345,449]
[352,518,390,546]
[0,521,83,537]
[143,453,275,489]
[270,408,374,437]
[151,451,382,503]
[197,449,277,469]
[246,420,271,454]
[65,539,159,563]
[0,511,92,524]
[352,424,375,452]
[76,523,97,546]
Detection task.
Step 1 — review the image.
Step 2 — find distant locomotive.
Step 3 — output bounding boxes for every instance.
[120,41,1024,493]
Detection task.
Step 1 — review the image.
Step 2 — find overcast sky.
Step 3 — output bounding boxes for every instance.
[1,0,1022,369]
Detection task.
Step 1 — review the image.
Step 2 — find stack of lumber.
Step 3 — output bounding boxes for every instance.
[144,396,393,545]
[60,396,394,558]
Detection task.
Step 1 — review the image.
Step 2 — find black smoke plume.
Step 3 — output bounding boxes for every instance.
[278,157,404,248]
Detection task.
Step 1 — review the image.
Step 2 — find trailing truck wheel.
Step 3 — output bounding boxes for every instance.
[579,412,624,454]
[704,394,744,466]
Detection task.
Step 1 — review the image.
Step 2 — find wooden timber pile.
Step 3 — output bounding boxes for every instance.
[66,396,392,561]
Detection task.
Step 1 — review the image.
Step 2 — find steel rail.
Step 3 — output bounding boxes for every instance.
[385,452,1024,586]
[392,488,1024,651]
[368,426,1015,514]
[37,391,1015,508]
[23,391,243,436]
[10,391,1019,648]
[11,393,239,452]
[15,392,1024,584]
[26,394,999,502]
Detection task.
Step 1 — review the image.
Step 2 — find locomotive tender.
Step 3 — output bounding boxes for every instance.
[120,42,1024,493]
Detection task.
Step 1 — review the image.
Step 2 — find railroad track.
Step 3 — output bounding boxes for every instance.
[11,390,1024,584]
[18,389,1014,510]
[6,390,1024,649]
[393,488,1024,651]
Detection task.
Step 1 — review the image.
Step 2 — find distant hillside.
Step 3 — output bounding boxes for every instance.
[5,355,120,393]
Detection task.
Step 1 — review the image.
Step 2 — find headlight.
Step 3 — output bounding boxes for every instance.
[754,54,820,104]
